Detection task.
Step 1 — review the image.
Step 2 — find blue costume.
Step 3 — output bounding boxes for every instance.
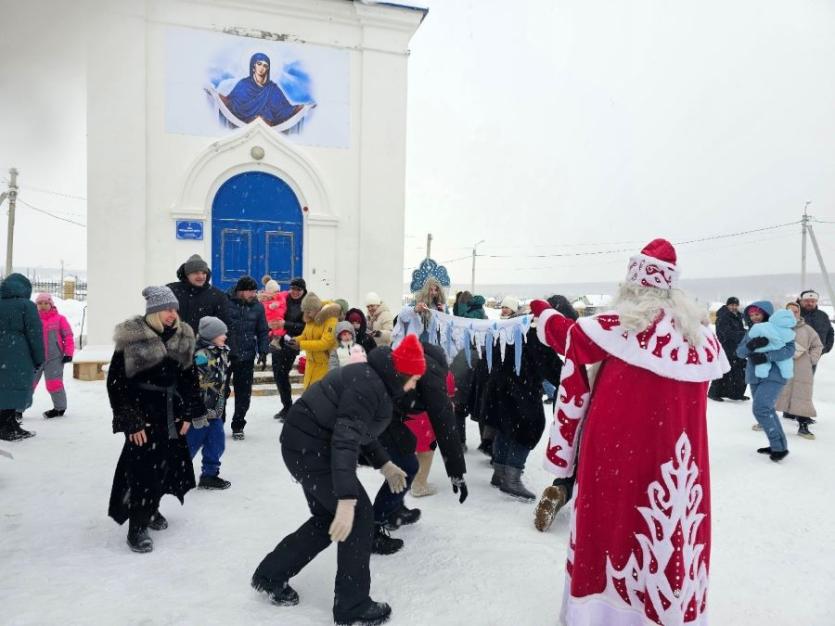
[225,53,296,125]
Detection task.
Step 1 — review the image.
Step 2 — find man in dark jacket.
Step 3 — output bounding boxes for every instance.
[709,297,749,401]
[270,277,307,420]
[166,254,229,332]
[250,336,425,626]
[371,341,467,554]
[799,290,833,360]
[226,276,269,438]
[0,273,44,441]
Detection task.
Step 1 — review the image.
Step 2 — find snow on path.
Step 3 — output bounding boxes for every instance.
[2,359,834,625]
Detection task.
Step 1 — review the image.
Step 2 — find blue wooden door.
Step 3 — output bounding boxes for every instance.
[211,172,303,292]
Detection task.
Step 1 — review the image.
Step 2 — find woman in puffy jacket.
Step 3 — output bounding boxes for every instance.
[33,293,75,418]
[292,293,341,389]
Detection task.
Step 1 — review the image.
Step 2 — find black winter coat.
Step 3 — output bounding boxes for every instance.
[481,324,563,449]
[801,307,834,354]
[345,307,378,355]
[396,343,466,478]
[106,318,203,524]
[280,347,403,499]
[167,266,229,333]
[226,292,269,361]
[283,290,308,339]
[714,305,746,359]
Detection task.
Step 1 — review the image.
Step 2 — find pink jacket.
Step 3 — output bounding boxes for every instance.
[39,308,74,360]
[264,292,288,338]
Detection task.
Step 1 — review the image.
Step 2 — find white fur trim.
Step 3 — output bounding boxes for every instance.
[625,253,678,290]
[536,308,560,345]
[578,310,729,382]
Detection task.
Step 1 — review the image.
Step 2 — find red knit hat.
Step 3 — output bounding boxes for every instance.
[392,334,426,376]
[625,238,679,290]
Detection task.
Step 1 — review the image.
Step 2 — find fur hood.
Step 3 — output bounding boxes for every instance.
[314,302,342,325]
[113,316,196,378]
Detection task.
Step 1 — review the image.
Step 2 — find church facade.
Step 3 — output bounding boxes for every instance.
[85,0,425,345]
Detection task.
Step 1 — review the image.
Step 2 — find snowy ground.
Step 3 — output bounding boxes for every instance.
[2,359,834,626]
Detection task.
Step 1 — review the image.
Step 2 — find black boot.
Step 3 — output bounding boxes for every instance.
[371,525,403,555]
[769,450,789,462]
[148,511,168,531]
[707,392,724,402]
[334,600,392,626]
[757,446,772,454]
[127,524,153,553]
[382,505,421,530]
[251,574,300,606]
[43,409,65,419]
[199,475,232,490]
[0,410,35,441]
[274,405,290,421]
[798,419,815,440]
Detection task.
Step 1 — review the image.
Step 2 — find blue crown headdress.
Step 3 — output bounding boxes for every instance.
[410,258,451,293]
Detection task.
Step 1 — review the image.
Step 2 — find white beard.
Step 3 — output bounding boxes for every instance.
[612,283,708,346]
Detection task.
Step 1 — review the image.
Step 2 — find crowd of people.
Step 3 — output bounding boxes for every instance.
[0,243,832,626]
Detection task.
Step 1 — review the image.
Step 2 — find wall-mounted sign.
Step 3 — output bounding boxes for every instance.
[176,220,204,240]
[164,25,350,148]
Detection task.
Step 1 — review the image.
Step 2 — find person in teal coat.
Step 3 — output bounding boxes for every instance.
[0,273,44,441]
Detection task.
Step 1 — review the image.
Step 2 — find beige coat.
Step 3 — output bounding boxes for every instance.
[367,302,394,347]
[776,319,823,417]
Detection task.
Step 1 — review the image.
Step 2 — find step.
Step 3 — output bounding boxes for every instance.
[253,371,303,384]
[251,383,305,397]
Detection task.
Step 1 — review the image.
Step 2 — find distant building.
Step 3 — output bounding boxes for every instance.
[572,294,613,317]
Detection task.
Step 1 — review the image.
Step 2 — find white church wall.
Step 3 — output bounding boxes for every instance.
[85,0,422,346]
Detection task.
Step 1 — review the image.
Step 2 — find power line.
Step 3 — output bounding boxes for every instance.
[16,198,87,228]
[17,183,86,202]
[479,221,800,259]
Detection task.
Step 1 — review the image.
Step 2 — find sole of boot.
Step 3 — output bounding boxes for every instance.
[127,539,153,553]
[534,486,566,532]
[499,488,536,502]
[0,431,36,441]
[798,432,815,440]
[335,613,391,626]
[251,578,300,606]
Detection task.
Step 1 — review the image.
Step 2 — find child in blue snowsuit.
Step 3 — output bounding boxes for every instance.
[747,309,796,380]
[187,316,232,490]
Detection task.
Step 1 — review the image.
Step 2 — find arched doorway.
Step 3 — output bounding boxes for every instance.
[211,171,303,292]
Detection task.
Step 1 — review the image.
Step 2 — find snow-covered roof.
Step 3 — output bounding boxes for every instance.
[572,294,613,309]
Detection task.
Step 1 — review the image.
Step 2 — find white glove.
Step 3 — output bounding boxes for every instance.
[329,499,356,542]
[192,413,209,429]
[380,461,408,494]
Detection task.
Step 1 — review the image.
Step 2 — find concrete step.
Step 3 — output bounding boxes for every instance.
[251,383,304,397]
[253,371,303,384]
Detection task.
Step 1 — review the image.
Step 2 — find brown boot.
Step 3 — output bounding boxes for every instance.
[410,451,437,497]
[534,485,567,532]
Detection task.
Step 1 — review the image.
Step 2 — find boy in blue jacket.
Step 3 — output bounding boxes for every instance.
[187,316,232,489]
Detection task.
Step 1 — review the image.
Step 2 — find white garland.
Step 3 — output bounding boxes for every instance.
[391,306,532,374]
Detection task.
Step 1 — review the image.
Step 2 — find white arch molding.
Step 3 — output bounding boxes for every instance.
[170,118,337,282]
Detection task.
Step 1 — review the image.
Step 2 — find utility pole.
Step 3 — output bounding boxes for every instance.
[801,201,811,290]
[471,239,485,293]
[2,168,18,277]
[426,233,433,259]
[806,224,835,309]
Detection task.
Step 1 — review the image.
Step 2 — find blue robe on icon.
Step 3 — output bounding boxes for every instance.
[225,53,296,125]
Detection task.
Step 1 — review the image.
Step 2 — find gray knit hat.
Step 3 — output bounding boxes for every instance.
[142,285,179,314]
[183,254,209,275]
[198,316,228,341]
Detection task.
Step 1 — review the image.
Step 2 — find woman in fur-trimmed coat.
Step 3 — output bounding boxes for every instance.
[106,286,204,553]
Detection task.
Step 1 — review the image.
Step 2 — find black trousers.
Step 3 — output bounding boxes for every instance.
[270,345,297,411]
[254,446,374,620]
[228,358,255,433]
[709,356,747,399]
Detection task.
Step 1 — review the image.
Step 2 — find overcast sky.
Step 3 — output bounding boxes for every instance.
[403,0,835,284]
[1,0,833,284]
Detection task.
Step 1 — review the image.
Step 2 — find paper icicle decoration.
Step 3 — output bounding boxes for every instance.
[391,307,532,375]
